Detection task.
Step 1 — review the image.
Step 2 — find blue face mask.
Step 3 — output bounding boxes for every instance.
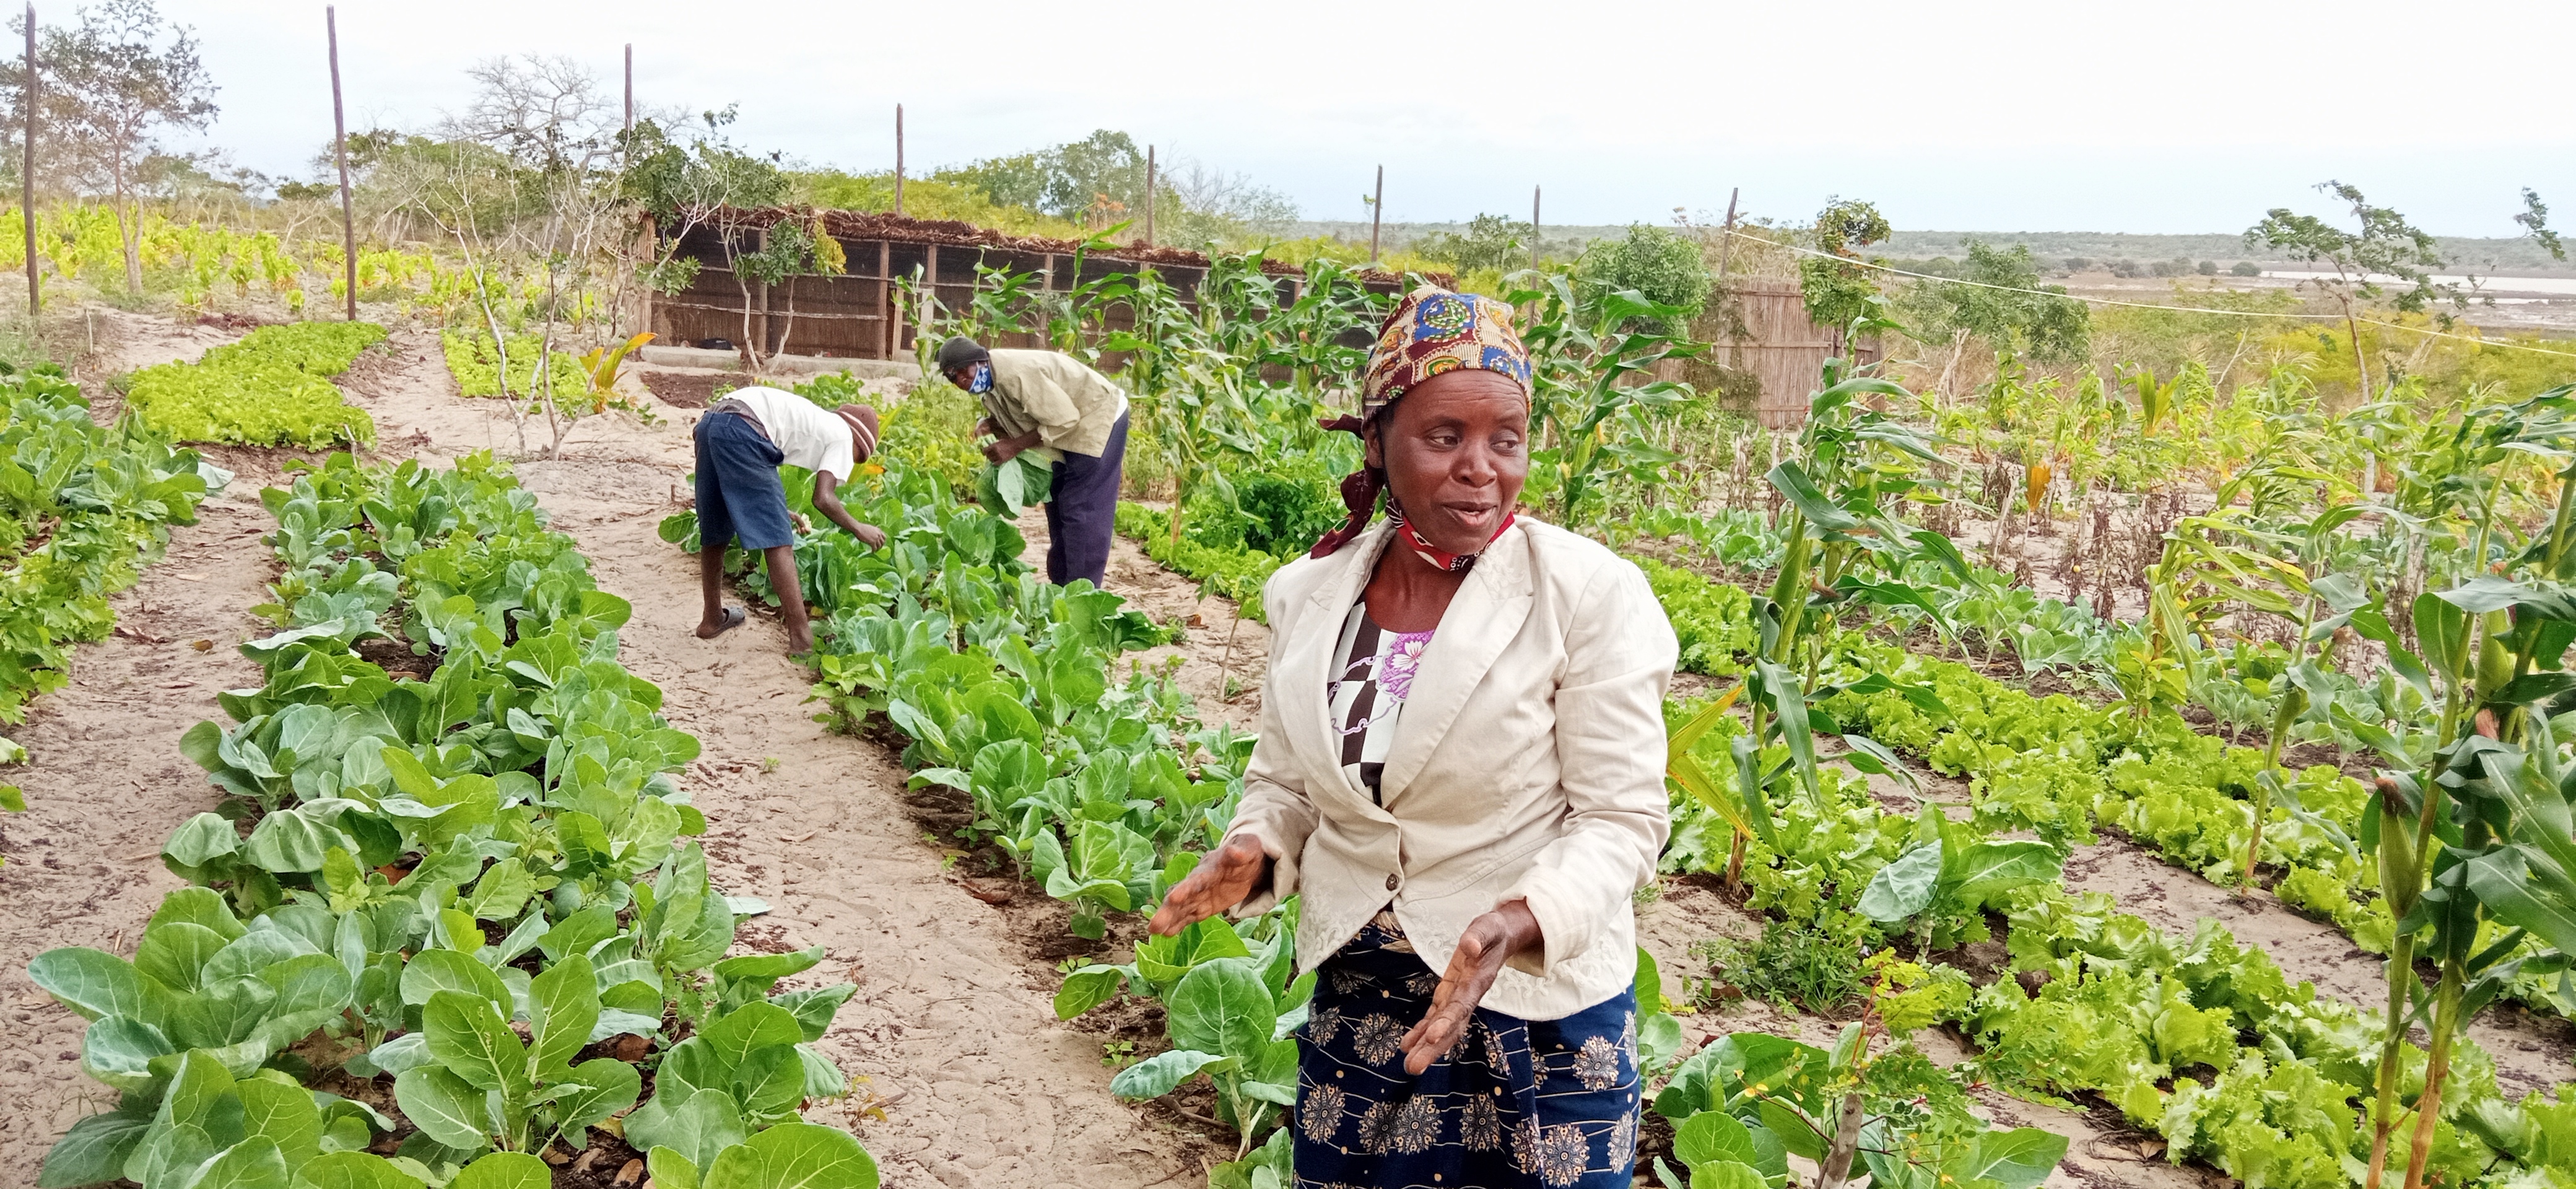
[959,362,994,394]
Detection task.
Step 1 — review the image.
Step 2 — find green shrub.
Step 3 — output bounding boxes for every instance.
[851,376,981,499]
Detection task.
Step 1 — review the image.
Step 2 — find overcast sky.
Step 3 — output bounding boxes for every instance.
[160,0,2575,237]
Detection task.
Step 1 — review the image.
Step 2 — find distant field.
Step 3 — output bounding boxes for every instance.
[1286,220,2576,276]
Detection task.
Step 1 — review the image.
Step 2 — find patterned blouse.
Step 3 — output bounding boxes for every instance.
[1328,602,1435,804]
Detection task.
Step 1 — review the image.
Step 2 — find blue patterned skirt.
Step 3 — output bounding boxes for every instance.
[1292,914,1640,1189]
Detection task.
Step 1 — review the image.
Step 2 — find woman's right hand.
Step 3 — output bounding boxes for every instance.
[1149,834,1269,936]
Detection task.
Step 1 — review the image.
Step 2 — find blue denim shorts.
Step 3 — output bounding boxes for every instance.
[692,412,793,551]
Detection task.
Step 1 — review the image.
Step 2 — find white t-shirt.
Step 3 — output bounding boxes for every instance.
[723,386,855,482]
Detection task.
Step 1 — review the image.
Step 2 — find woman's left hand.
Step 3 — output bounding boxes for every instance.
[1399,900,1542,1075]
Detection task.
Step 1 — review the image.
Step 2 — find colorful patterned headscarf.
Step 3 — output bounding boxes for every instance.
[1310,286,1534,559]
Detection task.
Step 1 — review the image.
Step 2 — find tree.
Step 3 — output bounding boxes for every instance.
[25,0,217,294]
[1416,214,1531,274]
[2516,187,2564,263]
[1577,224,1710,335]
[1900,238,2090,394]
[377,55,626,456]
[617,109,838,375]
[2245,180,2448,402]
[1799,198,1891,354]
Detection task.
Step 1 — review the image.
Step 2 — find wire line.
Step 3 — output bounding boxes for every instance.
[1721,228,2576,362]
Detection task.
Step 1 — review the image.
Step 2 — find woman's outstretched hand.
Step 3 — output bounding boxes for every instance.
[1399,900,1542,1075]
[1149,834,1270,936]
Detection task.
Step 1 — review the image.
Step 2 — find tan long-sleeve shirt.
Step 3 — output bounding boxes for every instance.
[980,349,1129,461]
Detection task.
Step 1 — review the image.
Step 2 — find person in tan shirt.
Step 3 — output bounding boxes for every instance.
[1150,287,1676,1188]
[936,336,1129,585]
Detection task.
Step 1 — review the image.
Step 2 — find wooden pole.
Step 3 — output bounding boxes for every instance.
[1531,184,1541,271]
[328,6,354,321]
[622,43,632,132]
[1713,186,1739,366]
[20,4,33,316]
[1142,145,1154,247]
[1368,165,1382,267]
[892,103,903,217]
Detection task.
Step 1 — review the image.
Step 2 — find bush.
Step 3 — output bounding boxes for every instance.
[854,375,981,499]
[1579,224,1712,333]
[2230,261,2263,277]
[1696,916,1873,1016]
[1181,455,1342,559]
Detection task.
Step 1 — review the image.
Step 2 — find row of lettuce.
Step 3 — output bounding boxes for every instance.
[1106,477,2576,1188]
[123,322,385,449]
[29,453,880,1189]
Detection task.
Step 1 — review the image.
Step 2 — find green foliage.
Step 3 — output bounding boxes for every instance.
[0,367,212,728]
[1799,198,1892,333]
[1416,214,1533,274]
[31,451,877,1183]
[439,330,588,405]
[1898,239,2091,364]
[1115,502,1284,621]
[1638,558,1754,675]
[2247,180,2452,315]
[126,322,383,448]
[1697,917,1871,1015]
[1577,224,1710,334]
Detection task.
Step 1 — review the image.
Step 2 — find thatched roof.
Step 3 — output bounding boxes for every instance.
[714,207,1440,287]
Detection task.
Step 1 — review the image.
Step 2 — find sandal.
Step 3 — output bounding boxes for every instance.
[700,605,746,640]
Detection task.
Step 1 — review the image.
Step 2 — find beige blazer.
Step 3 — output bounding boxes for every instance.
[1222,516,1676,1021]
[981,349,1129,460]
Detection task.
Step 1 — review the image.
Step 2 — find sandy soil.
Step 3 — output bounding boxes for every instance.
[0,495,292,1187]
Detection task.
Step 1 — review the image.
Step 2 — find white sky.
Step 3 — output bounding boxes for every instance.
[157,0,2576,237]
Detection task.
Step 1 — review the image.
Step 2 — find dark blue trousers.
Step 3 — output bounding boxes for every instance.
[1045,409,1127,586]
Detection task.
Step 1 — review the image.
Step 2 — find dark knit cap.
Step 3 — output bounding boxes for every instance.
[936,336,991,372]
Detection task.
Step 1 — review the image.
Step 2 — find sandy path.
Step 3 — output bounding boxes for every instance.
[0,492,285,1186]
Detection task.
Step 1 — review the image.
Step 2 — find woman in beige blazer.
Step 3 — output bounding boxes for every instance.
[1151,287,1677,1188]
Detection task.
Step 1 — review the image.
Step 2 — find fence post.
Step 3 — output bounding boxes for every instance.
[1142,145,1154,248]
[328,6,355,320]
[1713,186,1739,366]
[893,104,904,217]
[622,43,632,133]
[20,3,33,316]
[1368,165,1382,267]
[1531,185,1540,272]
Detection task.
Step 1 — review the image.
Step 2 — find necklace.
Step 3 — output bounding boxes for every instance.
[1390,511,1515,572]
